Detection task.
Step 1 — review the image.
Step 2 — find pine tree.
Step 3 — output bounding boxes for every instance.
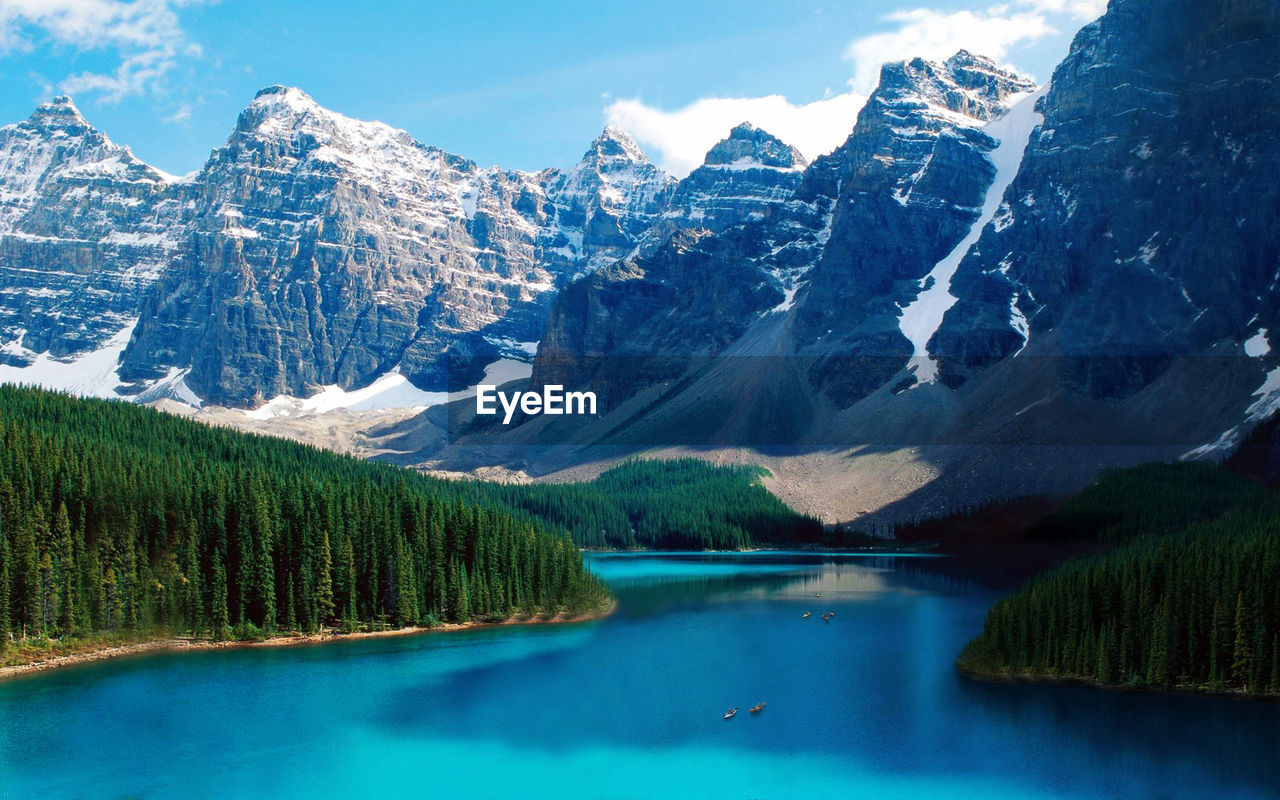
[211,559,230,641]
[448,560,471,623]
[1232,591,1253,690]
[0,521,10,651]
[339,535,356,622]
[394,535,418,627]
[37,549,54,635]
[428,501,446,616]
[15,516,39,636]
[54,503,75,636]
[181,523,203,637]
[102,565,119,631]
[315,531,335,626]
[282,573,296,632]
[250,489,276,631]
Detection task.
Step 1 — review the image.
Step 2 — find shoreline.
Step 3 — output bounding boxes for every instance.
[0,602,616,683]
[955,661,1280,703]
[583,544,939,555]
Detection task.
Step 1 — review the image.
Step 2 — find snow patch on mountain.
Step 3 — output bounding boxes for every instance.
[0,320,135,398]
[1245,329,1270,358]
[897,85,1048,383]
[1185,363,1280,460]
[244,368,448,419]
[484,336,540,358]
[1010,295,1031,355]
[240,357,533,420]
[771,285,802,313]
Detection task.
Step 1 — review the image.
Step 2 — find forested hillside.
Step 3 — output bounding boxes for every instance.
[959,463,1280,696]
[481,459,824,550]
[1028,462,1275,545]
[0,386,608,654]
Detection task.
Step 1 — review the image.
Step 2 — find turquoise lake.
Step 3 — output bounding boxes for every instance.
[2,552,1278,799]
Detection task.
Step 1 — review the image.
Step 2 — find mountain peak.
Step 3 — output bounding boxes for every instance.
[246,85,323,119]
[584,125,649,164]
[232,84,424,159]
[25,95,90,132]
[255,84,302,98]
[235,85,325,138]
[874,51,1037,125]
[702,122,807,170]
[600,124,633,142]
[942,50,1036,105]
[944,50,990,70]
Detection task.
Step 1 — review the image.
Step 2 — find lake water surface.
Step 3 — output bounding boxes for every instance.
[1,552,1277,799]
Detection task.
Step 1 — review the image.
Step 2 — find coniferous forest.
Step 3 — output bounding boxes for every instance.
[0,385,610,657]
[482,458,824,550]
[959,463,1280,696]
[0,385,824,663]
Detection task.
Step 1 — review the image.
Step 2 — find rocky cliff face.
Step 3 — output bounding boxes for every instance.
[0,87,675,408]
[531,121,841,408]
[656,123,835,298]
[791,52,1037,403]
[120,86,564,405]
[0,97,190,364]
[531,226,790,410]
[934,0,1280,401]
[540,127,675,276]
[645,123,810,242]
[514,0,1280,516]
[531,53,1035,411]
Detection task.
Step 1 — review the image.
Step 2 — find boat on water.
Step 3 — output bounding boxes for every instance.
[723,708,738,720]
[749,702,766,714]
[802,611,811,619]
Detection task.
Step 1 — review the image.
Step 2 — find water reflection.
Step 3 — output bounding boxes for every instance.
[374,553,1280,799]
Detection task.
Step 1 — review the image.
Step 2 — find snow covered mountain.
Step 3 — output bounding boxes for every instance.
[120,85,565,406]
[531,51,1036,413]
[792,51,1038,402]
[0,87,674,408]
[0,97,191,371]
[934,0,1280,399]
[540,126,675,276]
[487,0,1280,522]
[642,122,812,245]
[528,119,850,412]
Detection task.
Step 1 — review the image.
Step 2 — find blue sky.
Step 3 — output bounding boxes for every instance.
[0,0,1105,177]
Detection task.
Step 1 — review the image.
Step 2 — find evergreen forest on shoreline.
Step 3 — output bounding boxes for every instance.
[959,462,1280,698]
[0,385,821,666]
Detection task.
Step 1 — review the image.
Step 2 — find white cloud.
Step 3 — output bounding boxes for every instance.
[844,8,1055,93]
[1015,0,1108,22]
[61,48,170,100]
[161,102,191,124]
[0,0,202,102]
[605,91,866,178]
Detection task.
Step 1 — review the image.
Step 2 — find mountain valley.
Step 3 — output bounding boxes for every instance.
[0,0,1276,527]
